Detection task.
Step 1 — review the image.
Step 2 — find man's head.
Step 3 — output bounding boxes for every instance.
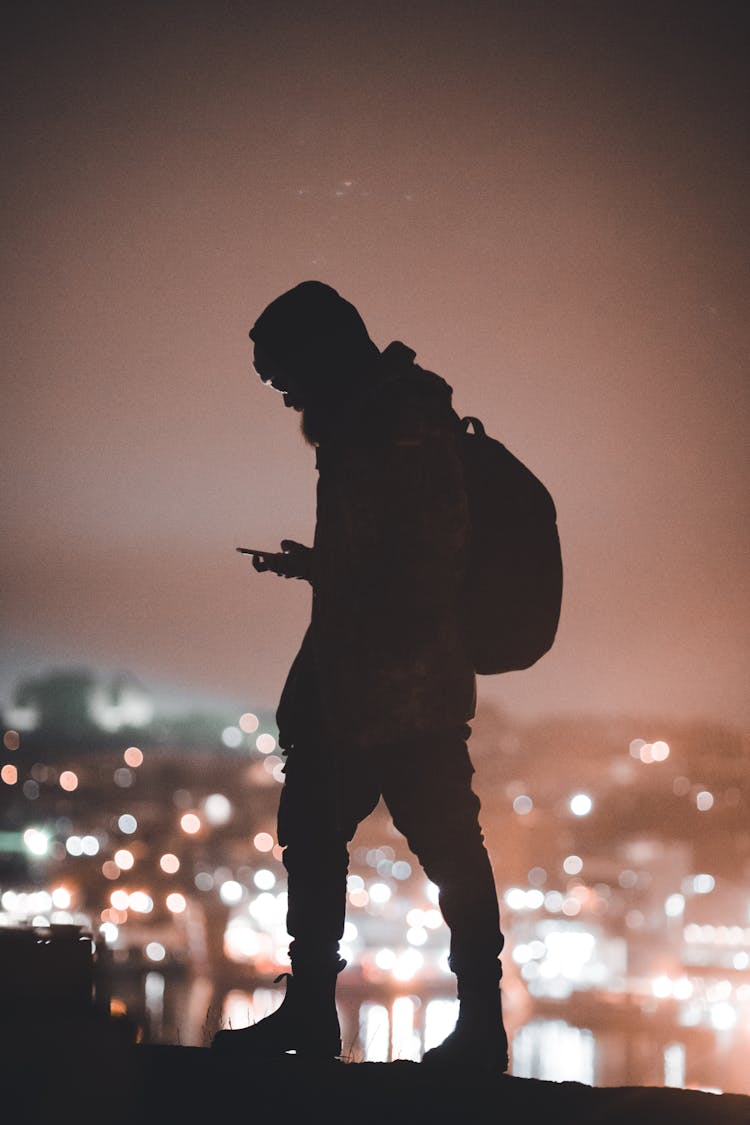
[249,281,379,441]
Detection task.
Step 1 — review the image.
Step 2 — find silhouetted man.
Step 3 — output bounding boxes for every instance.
[213,281,507,1069]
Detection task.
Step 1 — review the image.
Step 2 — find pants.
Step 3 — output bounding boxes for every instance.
[276,726,504,984]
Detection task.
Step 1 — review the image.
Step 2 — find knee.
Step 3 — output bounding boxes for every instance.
[281,833,349,874]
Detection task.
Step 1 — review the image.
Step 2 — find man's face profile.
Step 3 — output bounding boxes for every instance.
[252,341,306,411]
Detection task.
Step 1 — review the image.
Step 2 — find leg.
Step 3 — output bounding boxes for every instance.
[278,744,377,971]
[213,740,378,1057]
[381,729,507,1068]
[382,730,504,979]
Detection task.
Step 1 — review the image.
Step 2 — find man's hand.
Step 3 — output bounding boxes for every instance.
[251,540,314,582]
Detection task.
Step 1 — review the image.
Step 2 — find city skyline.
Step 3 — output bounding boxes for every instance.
[2,690,748,1091]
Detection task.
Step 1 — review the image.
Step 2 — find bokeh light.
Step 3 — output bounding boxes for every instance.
[180,812,201,834]
[59,770,78,792]
[124,746,144,767]
[570,793,593,817]
[114,848,134,870]
[204,793,232,826]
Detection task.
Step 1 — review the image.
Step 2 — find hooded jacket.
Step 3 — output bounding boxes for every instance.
[250,284,475,752]
[279,342,475,752]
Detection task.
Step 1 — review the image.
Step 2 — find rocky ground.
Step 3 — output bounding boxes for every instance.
[3,1018,750,1125]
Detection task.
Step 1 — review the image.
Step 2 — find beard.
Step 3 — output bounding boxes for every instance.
[300,400,326,446]
[300,388,353,446]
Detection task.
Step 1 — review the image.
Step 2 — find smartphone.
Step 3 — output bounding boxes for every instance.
[236,547,276,557]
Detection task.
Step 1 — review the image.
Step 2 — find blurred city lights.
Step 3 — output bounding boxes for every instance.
[653,975,673,999]
[630,739,671,765]
[2,676,748,1088]
[710,1003,737,1031]
[256,733,277,754]
[221,726,243,748]
[569,793,593,816]
[425,881,440,905]
[691,874,716,895]
[369,882,392,904]
[219,879,243,905]
[58,770,79,792]
[375,948,396,970]
[114,848,134,870]
[204,793,232,826]
[544,891,564,912]
[23,827,49,856]
[3,729,20,751]
[128,891,153,913]
[505,888,528,911]
[51,886,72,909]
[391,995,418,1060]
[224,919,262,961]
[665,894,686,917]
[393,949,423,982]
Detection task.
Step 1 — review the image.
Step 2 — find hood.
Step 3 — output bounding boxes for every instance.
[250,281,379,373]
[378,340,455,405]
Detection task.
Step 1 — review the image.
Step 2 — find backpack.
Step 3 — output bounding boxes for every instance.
[377,341,562,675]
[458,415,563,674]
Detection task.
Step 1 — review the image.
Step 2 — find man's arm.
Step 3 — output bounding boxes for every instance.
[248,540,314,582]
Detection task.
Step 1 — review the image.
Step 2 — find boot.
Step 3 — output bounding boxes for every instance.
[211,961,344,1059]
[422,981,508,1071]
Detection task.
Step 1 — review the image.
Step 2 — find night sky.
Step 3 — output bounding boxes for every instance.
[2,2,748,728]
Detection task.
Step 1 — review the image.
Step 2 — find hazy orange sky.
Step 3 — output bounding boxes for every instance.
[2,2,748,727]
